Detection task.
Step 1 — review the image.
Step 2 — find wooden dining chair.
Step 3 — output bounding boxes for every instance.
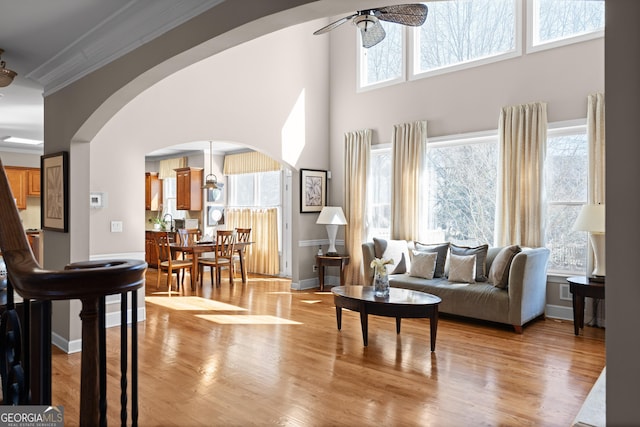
[154,231,193,293]
[198,230,236,287]
[233,228,251,282]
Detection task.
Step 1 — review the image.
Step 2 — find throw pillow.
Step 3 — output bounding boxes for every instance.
[373,238,411,274]
[409,251,437,280]
[413,242,449,278]
[488,245,522,289]
[450,243,489,282]
[448,253,476,283]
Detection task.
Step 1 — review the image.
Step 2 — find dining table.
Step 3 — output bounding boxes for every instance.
[170,240,252,287]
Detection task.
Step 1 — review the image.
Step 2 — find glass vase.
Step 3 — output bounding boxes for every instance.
[374,272,390,298]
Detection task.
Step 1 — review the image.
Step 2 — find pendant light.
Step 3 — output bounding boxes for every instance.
[202,140,221,201]
[0,49,17,88]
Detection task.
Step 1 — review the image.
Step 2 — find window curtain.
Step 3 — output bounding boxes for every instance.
[158,157,187,179]
[226,207,279,275]
[587,93,605,204]
[495,102,548,247]
[344,129,371,285]
[391,120,427,240]
[223,151,281,175]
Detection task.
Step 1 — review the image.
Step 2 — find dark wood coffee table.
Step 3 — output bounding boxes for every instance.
[331,285,442,351]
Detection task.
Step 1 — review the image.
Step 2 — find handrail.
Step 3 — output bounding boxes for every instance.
[0,157,146,425]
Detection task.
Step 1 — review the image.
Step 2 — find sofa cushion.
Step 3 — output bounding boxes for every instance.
[414,242,449,278]
[373,238,411,274]
[450,243,489,282]
[448,253,476,283]
[409,250,437,279]
[488,245,521,289]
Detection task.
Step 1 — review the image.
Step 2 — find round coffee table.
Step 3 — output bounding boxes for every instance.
[331,285,442,351]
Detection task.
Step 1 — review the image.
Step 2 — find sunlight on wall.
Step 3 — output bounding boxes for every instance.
[281,89,305,166]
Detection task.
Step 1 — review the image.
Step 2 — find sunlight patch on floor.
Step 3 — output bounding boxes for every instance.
[300,300,322,304]
[314,292,333,295]
[146,296,247,312]
[267,291,295,295]
[195,315,302,325]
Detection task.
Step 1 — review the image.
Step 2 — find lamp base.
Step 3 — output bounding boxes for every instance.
[589,275,605,283]
[325,252,339,257]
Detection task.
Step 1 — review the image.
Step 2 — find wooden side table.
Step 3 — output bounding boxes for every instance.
[567,276,605,335]
[316,255,350,291]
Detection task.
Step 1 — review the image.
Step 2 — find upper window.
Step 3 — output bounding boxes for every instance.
[528,0,604,52]
[358,21,404,89]
[421,134,498,245]
[413,0,519,78]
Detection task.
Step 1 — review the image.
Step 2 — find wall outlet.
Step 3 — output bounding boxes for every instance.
[559,283,571,301]
[312,264,318,272]
[110,220,123,233]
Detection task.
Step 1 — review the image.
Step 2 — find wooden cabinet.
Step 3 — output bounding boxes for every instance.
[145,172,162,211]
[5,167,27,209]
[27,169,41,196]
[174,167,203,211]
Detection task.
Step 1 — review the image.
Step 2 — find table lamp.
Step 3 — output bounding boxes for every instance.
[573,203,605,280]
[316,206,347,256]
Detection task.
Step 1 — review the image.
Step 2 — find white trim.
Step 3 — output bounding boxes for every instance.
[546,304,573,321]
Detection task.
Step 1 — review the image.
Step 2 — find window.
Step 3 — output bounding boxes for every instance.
[359,20,404,89]
[228,171,281,207]
[421,135,498,245]
[366,146,392,241]
[412,0,519,78]
[544,125,588,275]
[528,0,604,52]
[162,178,185,220]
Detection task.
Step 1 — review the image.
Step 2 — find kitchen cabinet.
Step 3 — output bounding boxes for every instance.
[5,167,27,209]
[174,167,203,211]
[145,172,162,211]
[27,169,41,196]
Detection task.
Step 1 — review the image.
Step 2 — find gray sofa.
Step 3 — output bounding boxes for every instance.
[362,242,550,332]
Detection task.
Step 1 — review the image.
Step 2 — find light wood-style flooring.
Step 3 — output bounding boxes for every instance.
[52,269,605,426]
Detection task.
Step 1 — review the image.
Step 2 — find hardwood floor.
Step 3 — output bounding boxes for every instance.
[52,269,605,426]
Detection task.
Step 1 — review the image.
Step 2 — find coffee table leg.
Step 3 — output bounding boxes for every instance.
[360,310,368,346]
[335,306,342,330]
[396,317,401,334]
[430,308,438,352]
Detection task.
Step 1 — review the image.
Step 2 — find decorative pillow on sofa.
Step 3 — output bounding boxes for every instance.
[450,243,489,282]
[409,251,437,279]
[448,253,476,283]
[488,245,521,289]
[414,242,449,278]
[373,238,411,274]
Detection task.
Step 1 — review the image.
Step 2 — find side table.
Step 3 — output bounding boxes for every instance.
[316,255,350,291]
[567,276,605,335]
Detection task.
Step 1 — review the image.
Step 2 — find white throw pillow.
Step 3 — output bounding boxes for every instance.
[409,251,437,279]
[448,253,476,283]
[373,238,411,274]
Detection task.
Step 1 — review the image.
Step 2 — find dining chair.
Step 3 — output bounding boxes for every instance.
[234,228,251,282]
[198,230,236,287]
[154,231,193,293]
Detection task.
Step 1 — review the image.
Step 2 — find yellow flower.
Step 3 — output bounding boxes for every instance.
[370,257,394,277]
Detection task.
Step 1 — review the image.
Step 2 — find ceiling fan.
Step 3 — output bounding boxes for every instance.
[313,4,428,48]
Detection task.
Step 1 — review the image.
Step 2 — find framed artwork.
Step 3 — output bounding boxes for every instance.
[41,151,69,232]
[300,169,327,213]
[207,205,225,226]
[206,182,224,203]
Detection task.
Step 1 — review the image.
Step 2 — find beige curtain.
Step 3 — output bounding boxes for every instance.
[495,102,548,247]
[223,151,281,175]
[587,93,606,204]
[391,120,426,240]
[225,207,279,275]
[344,129,371,285]
[158,157,187,179]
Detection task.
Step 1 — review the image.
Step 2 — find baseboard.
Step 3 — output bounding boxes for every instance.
[546,304,573,321]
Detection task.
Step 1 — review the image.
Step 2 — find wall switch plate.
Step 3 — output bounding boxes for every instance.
[110,221,123,233]
[312,264,318,272]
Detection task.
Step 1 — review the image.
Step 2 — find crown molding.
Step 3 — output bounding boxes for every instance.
[27,0,224,96]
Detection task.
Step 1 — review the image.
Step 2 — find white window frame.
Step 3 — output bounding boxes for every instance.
[357,23,407,92]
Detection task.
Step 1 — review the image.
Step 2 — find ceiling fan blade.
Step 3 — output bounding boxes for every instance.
[313,14,357,35]
[360,20,386,48]
[375,4,428,26]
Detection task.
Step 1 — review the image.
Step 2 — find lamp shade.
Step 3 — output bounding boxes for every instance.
[573,204,605,233]
[316,207,347,225]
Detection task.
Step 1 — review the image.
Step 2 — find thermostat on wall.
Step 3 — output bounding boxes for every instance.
[90,192,106,208]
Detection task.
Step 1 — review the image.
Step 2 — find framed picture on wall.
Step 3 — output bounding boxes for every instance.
[206,182,224,203]
[207,205,225,226]
[41,151,69,232]
[300,169,327,213]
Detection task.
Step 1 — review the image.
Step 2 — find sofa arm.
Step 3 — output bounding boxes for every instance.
[506,247,550,327]
[361,242,376,286]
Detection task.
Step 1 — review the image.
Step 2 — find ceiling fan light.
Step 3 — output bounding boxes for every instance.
[354,14,378,31]
[0,49,17,88]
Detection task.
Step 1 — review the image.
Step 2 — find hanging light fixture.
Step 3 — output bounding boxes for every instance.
[202,140,221,201]
[0,49,17,88]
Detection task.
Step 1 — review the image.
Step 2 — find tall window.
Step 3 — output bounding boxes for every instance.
[529,0,604,51]
[366,146,392,241]
[421,136,498,245]
[359,21,404,89]
[544,125,588,275]
[162,178,185,220]
[413,0,518,77]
